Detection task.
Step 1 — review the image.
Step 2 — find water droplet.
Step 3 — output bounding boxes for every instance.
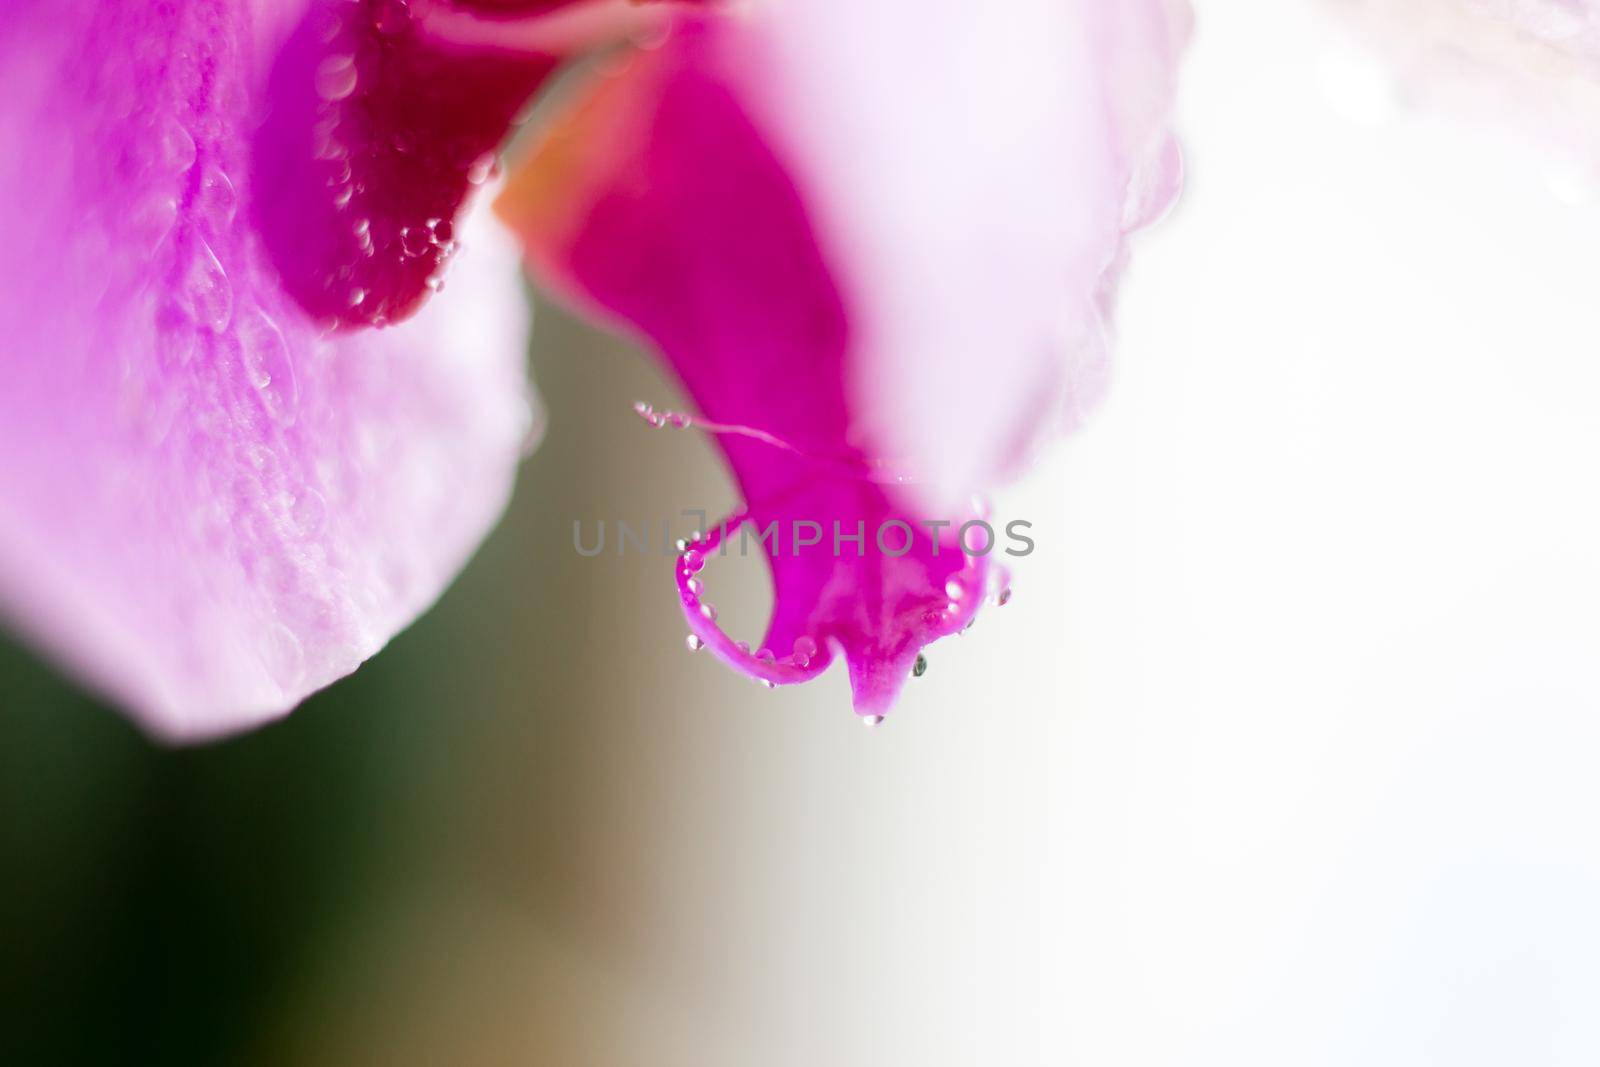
[735,640,750,654]
[315,54,359,101]
[792,636,817,668]
[399,225,430,257]
[427,217,453,243]
[348,287,368,308]
[700,603,717,622]
[516,399,543,458]
[181,239,233,331]
[157,116,197,173]
[290,488,327,539]
[997,587,1012,606]
[196,165,237,229]
[945,579,964,600]
[262,623,306,689]
[760,679,776,689]
[686,577,703,596]
[239,308,299,424]
[863,714,885,728]
[128,192,178,253]
[311,115,346,161]
[912,653,928,678]
[682,550,704,573]
[1121,132,1184,231]
[756,648,775,665]
[685,634,704,652]
[465,153,499,185]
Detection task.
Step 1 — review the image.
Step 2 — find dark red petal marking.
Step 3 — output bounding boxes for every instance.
[253,0,560,328]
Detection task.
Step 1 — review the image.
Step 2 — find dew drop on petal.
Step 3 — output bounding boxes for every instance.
[262,623,306,689]
[399,225,430,257]
[912,653,928,678]
[685,634,704,652]
[291,488,327,539]
[128,193,178,254]
[239,308,299,424]
[465,153,499,186]
[700,603,717,622]
[863,715,885,728]
[157,115,197,174]
[792,636,817,668]
[760,679,776,689]
[315,54,359,101]
[945,579,964,601]
[181,239,233,332]
[196,165,237,229]
[735,640,750,654]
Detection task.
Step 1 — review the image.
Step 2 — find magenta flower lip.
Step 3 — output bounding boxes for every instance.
[497,4,1187,720]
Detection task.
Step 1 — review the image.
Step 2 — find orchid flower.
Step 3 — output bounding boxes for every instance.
[0,0,1186,739]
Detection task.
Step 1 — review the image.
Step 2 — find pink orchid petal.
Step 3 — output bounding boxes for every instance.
[741,0,1191,512]
[0,0,535,739]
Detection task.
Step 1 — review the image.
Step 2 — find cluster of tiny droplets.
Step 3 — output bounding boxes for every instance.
[632,401,692,429]
[675,531,823,692]
[113,10,333,691]
[306,0,471,322]
[643,411,1014,726]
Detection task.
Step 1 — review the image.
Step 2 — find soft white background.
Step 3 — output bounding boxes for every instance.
[590,0,1600,1061]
